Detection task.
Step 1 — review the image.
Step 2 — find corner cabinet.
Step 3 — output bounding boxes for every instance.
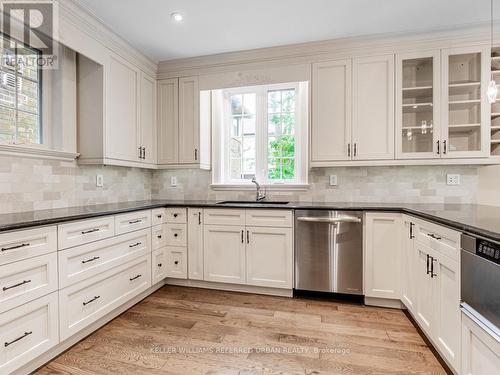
[158,76,202,167]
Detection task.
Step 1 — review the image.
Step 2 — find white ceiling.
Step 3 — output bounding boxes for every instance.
[77,0,495,62]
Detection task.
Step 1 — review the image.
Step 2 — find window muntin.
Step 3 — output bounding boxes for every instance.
[0,34,42,145]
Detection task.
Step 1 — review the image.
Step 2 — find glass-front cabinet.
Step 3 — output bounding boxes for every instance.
[490,47,500,157]
[396,51,440,159]
[396,47,489,160]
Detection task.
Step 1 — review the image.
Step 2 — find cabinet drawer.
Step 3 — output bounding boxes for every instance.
[151,208,167,226]
[245,209,293,228]
[152,247,167,284]
[0,226,57,266]
[115,210,151,235]
[152,225,167,250]
[204,209,246,226]
[165,224,187,246]
[58,229,151,289]
[0,253,58,314]
[59,255,151,341]
[58,217,115,250]
[415,218,460,261]
[0,292,59,375]
[165,246,187,279]
[165,208,187,224]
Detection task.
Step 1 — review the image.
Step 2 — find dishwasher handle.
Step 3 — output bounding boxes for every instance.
[296,216,361,224]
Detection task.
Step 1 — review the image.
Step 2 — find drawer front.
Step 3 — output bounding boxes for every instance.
[245,209,293,228]
[204,209,246,226]
[115,210,151,235]
[165,247,187,279]
[58,217,115,250]
[165,224,187,246]
[0,292,59,374]
[0,253,58,314]
[415,218,460,261]
[59,255,151,341]
[165,208,187,224]
[152,247,167,284]
[152,225,167,250]
[58,229,151,289]
[151,208,167,226]
[0,226,57,266]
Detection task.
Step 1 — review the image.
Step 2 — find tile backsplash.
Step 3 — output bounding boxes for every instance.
[151,165,480,204]
[0,155,482,214]
[0,156,152,213]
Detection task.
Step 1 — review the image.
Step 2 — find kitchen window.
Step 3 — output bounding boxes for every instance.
[0,34,42,146]
[212,82,308,188]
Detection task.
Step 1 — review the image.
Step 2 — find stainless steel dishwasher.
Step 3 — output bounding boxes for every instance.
[294,210,363,295]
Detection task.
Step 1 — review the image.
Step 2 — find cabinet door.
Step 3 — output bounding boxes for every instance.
[246,227,293,289]
[106,53,140,162]
[157,78,179,165]
[433,253,461,372]
[401,217,417,313]
[311,60,352,163]
[165,247,187,279]
[364,213,401,299]
[396,51,441,159]
[414,242,436,336]
[188,208,204,280]
[203,225,245,284]
[152,247,167,284]
[178,76,200,164]
[352,55,395,160]
[441,46,490,158]
[139,72,157,164]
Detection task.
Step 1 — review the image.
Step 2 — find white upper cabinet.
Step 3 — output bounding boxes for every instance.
[441,46,490,158]
[179,76,200,164]
[105,52,140,162]
[396,51,441,159]
[311,59,352,163]
[157,78,179,165]
[352,55,395,160]
[139,72,157,165]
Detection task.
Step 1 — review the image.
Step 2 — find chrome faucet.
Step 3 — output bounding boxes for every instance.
[251,178,266,202]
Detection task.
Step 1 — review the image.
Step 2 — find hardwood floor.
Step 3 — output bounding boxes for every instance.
[35,286,447,375]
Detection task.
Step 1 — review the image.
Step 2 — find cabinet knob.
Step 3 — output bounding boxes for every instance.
[173,213,178,218]
[158,263,162,268]
[174,233,178,237]
[174,261,179,265]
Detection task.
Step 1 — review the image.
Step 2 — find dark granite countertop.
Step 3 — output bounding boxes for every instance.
[1,199,499,242]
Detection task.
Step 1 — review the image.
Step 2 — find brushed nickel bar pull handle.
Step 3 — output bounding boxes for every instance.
[1,243,30,252]
[81,228,99,235]
[83,296,100,306]
[3,279,31,291]
[128,219,142,224]
[129,242,142,248]
[5,331,32,347]
[82,256,100,264]
[297,216,361,224]
[129,274,142,281]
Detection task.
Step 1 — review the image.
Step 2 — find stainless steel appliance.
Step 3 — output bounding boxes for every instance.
[294,210,363,295]
[461,233,500,339]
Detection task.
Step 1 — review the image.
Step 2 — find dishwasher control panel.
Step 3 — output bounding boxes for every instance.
[478,239,500,265]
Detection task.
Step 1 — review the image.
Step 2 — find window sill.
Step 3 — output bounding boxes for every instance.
[0,144,80,162]
[210,183,309,191]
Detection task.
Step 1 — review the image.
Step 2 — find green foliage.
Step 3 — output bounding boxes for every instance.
[268,135,295,180]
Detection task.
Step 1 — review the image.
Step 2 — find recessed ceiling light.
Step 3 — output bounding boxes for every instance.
[171,12,183,23]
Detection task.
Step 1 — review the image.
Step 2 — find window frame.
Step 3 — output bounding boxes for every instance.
[0,32,43,146]
[212,81,308,189]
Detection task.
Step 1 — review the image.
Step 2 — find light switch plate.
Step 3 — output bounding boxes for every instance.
[96,174,104,187]
[170,176,177,187]
[447,174,460,186]
[329,175,338,186]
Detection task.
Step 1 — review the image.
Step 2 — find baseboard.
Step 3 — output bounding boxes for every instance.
[14,281,166,375]
[364,296,404,309]
[165,278,293,297]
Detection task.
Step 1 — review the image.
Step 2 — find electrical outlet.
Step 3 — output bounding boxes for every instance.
[329,175,338,186]
[447,174,460,186]
[170,176,177,187]
[96,174,104,187]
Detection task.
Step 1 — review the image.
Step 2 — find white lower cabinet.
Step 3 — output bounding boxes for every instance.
[165,247,187,279]
[246,227,293,289]
[414,242,437,336]
[364,213,401,299]
[461,312,500,375]
[0,292,59,374]
[401,217,416,313]
[203,225,246,284]
[187,208,204,280]
[152,247,167,284]
[59,254,151,341]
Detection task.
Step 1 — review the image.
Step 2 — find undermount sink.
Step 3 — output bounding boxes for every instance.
[215,201,290,205]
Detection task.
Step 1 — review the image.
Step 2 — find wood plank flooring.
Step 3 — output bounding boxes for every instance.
[35,286,447,375]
